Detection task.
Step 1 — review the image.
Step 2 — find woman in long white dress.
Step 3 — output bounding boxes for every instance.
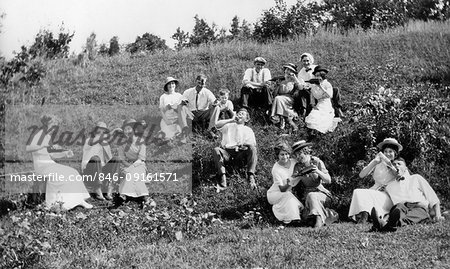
[348,138,403,223]
[304,66,335,134]
[267,141,303,225]
[159,77,193,144]
[115,119,149,207]
[26,114,92,210]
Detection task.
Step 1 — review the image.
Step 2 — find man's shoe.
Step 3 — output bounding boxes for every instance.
[371,207,387,231]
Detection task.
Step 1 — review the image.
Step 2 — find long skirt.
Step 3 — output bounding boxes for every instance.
[119,162,149,198]
[271,95,297,119]
[302,192,338,225]
[305,100,335,133]
[267,190,303,223]
[40,163,90,210]
[348,189,393,221]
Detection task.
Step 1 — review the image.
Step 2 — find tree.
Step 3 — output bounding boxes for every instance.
[189,15,216,46]
[229,16,253,40]
[108,36,120,56]
[230,16,241,38]
[253,0,290,41]
[28,26,74,59]
[126,33,168,54]
[85,32,97,60]
[98,43,109,56]
[171,27,190,51]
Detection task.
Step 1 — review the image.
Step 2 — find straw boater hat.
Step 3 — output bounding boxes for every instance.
[164,77,179,91]
[254,57,267,65]
[283,63,299,74]
[292,140,313,154]
[377,138,403,152]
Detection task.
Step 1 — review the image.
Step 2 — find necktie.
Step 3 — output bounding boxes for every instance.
[195,92,199,110]
[305,68,311,72]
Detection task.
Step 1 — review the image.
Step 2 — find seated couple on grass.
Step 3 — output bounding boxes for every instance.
[370,157,443,232]
[269,63,341,136]
[158,75,235,142]
[267,140,338,228]
[348,138,444,231]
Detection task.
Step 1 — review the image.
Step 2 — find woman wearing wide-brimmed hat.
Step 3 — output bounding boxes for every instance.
[115,119,149,208]
[267,140,303,225]
[81,121,120,200]
[291,140,339,228]
[304,65,337,134]
[26,114,93,210]
[158,77,193,144]
[348,138,403,224]
[269,63,303,131]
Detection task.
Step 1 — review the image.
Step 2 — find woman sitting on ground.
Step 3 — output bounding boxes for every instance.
[115,119,149,208]
[158,77,193,144]
[291,140,339,228]
[348,138,402,223]
[81,121,120,201]
[270,63,303,131]
[304,66,336,135]
[26,114,92,210]
[267,140,303,225]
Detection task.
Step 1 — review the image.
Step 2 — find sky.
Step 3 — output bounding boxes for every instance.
[0,0,298,59]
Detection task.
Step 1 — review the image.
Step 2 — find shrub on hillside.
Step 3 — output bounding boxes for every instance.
[126,33,169,54]
[28,28,74,60]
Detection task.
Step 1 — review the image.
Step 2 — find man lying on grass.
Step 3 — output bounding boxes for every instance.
[212,108,257,192]
[371,157,444,232]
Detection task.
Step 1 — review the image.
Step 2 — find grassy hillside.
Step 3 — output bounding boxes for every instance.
[3,20,450,207]
[1,20,450,268]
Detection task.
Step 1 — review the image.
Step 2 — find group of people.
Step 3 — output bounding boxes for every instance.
[266,137,444,231]
[26,115,151,210]
[25,52,444,232]
[157,54,343,144]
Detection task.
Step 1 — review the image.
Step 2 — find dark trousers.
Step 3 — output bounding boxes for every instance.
[84,156,120,193]
[212,146,257,176]
[332,87,344,118]
[385,202,430,230]
[240,86,273,109]
[293,90,314,117]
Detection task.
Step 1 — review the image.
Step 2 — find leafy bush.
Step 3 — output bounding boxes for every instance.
[28,27,74,60]
[108,36,120,56]
[126,33,168,54]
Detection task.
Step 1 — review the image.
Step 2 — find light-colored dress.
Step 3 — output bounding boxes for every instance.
[267,159,303,223]
[118,136,149,197]
[159,92,184,139]
[348,160,397,220]
[29,130,90,210]
[270,82,299,119]
[305,80,335,133]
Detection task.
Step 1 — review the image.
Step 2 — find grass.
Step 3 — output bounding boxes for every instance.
[1,20,450,268]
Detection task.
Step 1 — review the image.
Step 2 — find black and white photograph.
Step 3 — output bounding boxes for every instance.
[1,0,449,268]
